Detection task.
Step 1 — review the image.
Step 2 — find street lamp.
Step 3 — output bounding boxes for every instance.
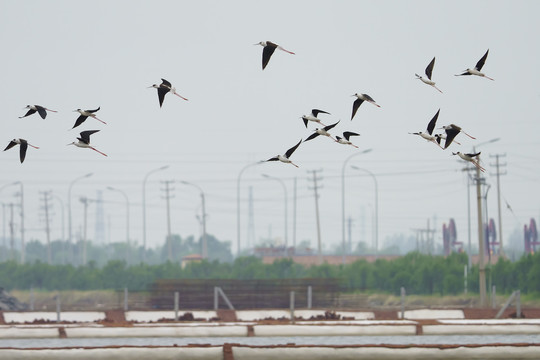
[179,180,208,259]
[107,186,130,263]
[142,165,169,261]
[341,149,372,263]
[351,166,378,255]
[262,174,288,253]
[237,161,261,256]
[68,173,93,264]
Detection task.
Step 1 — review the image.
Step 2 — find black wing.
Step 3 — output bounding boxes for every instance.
[262,43,277,70]
[266,156,279,162]
[157,86,169,107]
[19,109,36,118]
[426,109,440,135]
[425,57,436,80]
[72,115,88,129]
[475,49,489,71]
[343,131,360,141]
[35,105,47,119]
[4,140,17,151]
[302,117,309,128]
[312,109,330,117]
[304,132,320,142]
[465,152,481,158]
[19,141,28,163]
[285,139,302,158]
[324,120,340,131]
[362,94,376,102]
[351,98,364,120]
[87,107,100,113]
[79,130,100,144]
[444,128,460,149]
[160,78,172,88]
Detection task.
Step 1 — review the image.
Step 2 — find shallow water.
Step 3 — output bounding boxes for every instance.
[0,334,539,348]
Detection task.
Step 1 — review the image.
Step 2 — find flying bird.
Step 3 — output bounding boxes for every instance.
[68,130,108,157]
[19,105,57,119]
[255,41,295,70]
[351,93,380,120]
[301,109,330,128]
[441,124,476,149]
[72,107,106,129]
[455,49,494,80]
[265,139,302,168]
[415,57,443,93]
[304,120,340,142]
[409,109,444,148]
[453,151,485,172]
[4,138,39,163]
[335,131,360,148]
[148,78,188,107]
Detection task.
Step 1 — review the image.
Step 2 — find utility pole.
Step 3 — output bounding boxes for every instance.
[490,153,507,256]
[40,191,53,264]
[14,182,25,264]
[9,203,15,261]
[80,197,90,266]
[307,169,323,264]
[347,216,353,255]
[474,158,487,307]
[161,180,175,262]
[247,186,255,250]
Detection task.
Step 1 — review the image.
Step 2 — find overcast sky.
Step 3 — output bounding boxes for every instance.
[0,0,538,258]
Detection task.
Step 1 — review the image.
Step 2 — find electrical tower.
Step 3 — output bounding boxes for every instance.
[307,169,323,264]
[490,153,507,255]
[161,180,175,261]
[39,191,53,264]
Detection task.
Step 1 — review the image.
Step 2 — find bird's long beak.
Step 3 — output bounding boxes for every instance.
[67,143,74,146]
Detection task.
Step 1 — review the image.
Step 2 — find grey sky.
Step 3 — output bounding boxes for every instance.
[0,1,538,256]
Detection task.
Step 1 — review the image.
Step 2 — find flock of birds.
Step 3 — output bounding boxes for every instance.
[264,43,493,172]
[5,42,493,172]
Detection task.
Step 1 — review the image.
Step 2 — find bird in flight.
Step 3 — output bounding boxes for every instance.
[148,78,188,108]
[409,109,444,148]
[351,93,380,120]
[455,49,494,80]
[335,131,360,148]
[441,124,475,149]
[304,120,340,142]
[19,105,57,119]
[68,130,108,157]
[415,57,443,93]
[255,41,295,70]
[301,109,331,128]
[265,139,302,168]
[4,138,39,163]
[453,151,485,172]
[72,107,106,129]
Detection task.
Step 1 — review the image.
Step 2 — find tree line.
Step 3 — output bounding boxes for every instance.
[0,251,538,296]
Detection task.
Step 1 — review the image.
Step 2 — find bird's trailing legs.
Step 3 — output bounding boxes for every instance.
[277,45,295,55]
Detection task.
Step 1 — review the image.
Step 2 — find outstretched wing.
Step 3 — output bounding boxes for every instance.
[425,57,436,80]
[19,141,28,163]
[343,131,360,141]
[351,98,364,120]
[87,107,100,113]
[324,120,340,131]
[475,49,489,71]
[160,78,172,88]
[19,109,36,118]
[426,109,440,135]
[36,105,47,119]
[262,43,277,70]
[444,128,460,149]
[465,152,481,158]
[304,132,320,142]
[72,115,88,129]
[79,130,100,144]
[285,139,302,158]
[157,86,169,107]
[4,140,17,151]
[312,109,330,117]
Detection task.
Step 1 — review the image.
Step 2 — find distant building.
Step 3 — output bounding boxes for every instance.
[181,254,202,269]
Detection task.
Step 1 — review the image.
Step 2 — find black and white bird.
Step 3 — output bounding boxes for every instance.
[19,105,57,119]
[335,131,360,148]
[4,138,39,163]
[415,57,442,93]
[453,151,485,172]
[304,120,340,142]
[455,49,494,80]
[72,107,106,129]
[301,109,330,128]
[255,41,295,70]
[148,78,188,107]
[409,109,444,148]
[68,130,107,157]
[265,139,302,168]
[441,124,476,149]
[351,93,380,120]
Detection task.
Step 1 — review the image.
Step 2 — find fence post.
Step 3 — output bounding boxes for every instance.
[214,287,218,310]
[30,287,34,311]
[464,265,468,294]
[174,291,179,321]
[400,287,406,319]
[307,286,312,309]
[124,287,128,312]
[56,294,61,323]
[290,291,295,323]
[516,290,521,318]
[492,285,496,309]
